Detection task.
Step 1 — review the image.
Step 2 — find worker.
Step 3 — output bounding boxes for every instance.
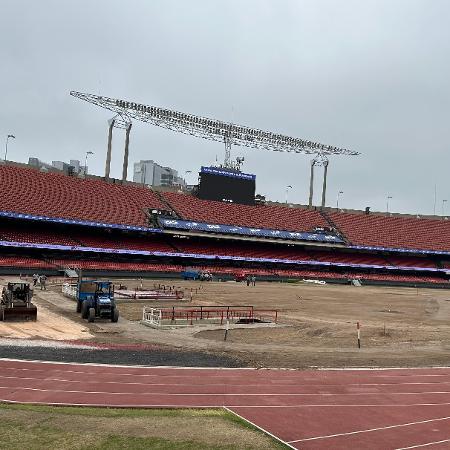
[251,275,256,286]
[39,275,47,290]
[32,274,39,286]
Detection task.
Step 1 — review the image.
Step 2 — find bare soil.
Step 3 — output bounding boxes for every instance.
[117,279,450,368]
[0,281,92,341]
[3,276,450,368]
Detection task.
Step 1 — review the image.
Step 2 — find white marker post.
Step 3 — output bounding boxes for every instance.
[357,321,361,349]
[224,319,229,341]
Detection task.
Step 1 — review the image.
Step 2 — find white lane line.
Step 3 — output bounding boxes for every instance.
[376,375,450,378]
[2,359,450,379]
[223,407,297,450]
[2,365,450,390]
[2,358,450,372]
[3,385,450,397]
[0,358,258,370]
[396,438,450,449]
[2,396,450,409]
[230,402,450,408]
[4,368,449,387]
[0,366,258,379]
[316,367,450,371]
[287,416,450,444]
[3,373,450,388]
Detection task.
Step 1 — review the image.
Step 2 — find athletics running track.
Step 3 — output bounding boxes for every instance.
[1,359,450,449]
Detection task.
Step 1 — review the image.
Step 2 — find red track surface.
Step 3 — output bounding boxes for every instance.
[1,359,450,449]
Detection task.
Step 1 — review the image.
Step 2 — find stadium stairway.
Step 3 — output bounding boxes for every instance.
[64,267,79,278]
[154,190,182,219]
[320,210,350,244]
[162,233,183,253]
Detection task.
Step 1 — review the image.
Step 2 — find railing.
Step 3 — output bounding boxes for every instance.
[142,305,278,326]
[142,307,162,326]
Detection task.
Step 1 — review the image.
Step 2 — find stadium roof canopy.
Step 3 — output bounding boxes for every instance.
[70,91,359,157]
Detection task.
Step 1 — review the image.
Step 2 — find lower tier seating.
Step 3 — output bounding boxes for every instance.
[0,255,53,269]
[0,254,446,284]
[0,224,440,270]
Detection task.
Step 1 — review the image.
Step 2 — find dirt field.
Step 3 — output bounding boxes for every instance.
[112,278,450,368]
[2,276,450,368]
[0,278,92,340]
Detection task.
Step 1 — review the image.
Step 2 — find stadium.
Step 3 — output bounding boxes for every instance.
[0,160,449,286]
[1,92,450,448]
[2,1,450,444]
[1,87,450,287]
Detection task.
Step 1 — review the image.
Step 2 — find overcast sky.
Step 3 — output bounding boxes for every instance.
[1,0,449,215]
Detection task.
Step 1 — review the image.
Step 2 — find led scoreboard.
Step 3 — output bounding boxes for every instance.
[197,166,256,205]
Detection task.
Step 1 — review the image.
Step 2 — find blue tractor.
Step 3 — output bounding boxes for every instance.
[181,268,213,281]
[75,280,119,323]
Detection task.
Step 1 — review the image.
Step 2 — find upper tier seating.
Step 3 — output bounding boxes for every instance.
[2,164,449,254]
[328,211,450,252]
[163,191,328,233]
[0,165,165,226]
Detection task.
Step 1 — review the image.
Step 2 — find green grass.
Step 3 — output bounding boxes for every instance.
[0,402,223,418]
[0,421,229,450]
[0,403,288,449]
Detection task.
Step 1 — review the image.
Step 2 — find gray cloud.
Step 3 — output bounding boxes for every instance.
[1,0,449,215]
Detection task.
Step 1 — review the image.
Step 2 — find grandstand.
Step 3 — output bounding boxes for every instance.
[0,162,449,287]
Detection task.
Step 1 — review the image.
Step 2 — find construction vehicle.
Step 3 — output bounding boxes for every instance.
[75,279,119,323]
[1,282,37,321]
[181,268,213,281]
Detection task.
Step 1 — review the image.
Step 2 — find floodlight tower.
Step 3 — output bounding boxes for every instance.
[308,153,329,208]
[104,114,132,181]
[69,91,359,200]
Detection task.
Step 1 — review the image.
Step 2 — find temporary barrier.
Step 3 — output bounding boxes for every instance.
[142,307,162,326]
[142,305,277,327]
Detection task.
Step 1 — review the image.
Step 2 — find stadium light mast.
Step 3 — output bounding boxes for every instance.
[386,195,393,213]
[4,134,15,162]
[184,170,192,187]
[308,153,329,209]
[84,150,94,176]
[70,91,359,198]
[285,185,292,204]
[336,190,344,209]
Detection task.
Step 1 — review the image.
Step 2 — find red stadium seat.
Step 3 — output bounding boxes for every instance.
[328,210,450,252]
[162,191,328,233]
[0,165,165,227]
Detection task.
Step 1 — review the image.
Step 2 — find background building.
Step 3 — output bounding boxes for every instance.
[133,160,185,187]
[28,157,87,175]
